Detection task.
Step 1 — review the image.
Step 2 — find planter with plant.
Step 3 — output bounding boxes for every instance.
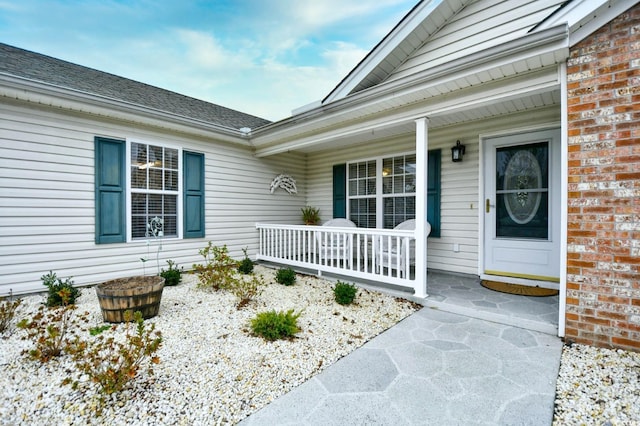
[301,206,320,225]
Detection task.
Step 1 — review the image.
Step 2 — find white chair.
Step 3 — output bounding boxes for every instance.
[316,218,356,267]
[375,219,431,278]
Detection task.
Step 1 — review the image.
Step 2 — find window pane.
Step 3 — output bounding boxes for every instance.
[349,180,357,196]
[131,143,147,168]
[358,163,366,178]
[149,145,163,168]
[367,161,376,177]
[148,169,162,190]
[149,194,163,215]
[383,176,392,194]
[164,195,177,214]
[164,170,178,191]
[132,215,147,239]
[131,193,146,215]
[165,148,178,170]
[393,176,403,194]
[366,178,376,195]
[131,167,146,189]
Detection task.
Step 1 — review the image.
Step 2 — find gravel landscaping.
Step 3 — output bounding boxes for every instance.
[553,343,640,425]
[0,266,419,425]
[2,265,639,425]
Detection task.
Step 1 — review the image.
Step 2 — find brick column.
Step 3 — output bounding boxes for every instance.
[565,3,640,351]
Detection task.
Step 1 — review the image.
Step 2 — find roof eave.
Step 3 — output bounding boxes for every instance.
[0,73,251,146]
[251,24,569,154]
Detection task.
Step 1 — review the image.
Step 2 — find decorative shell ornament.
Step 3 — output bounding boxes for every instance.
[270,174,297,194]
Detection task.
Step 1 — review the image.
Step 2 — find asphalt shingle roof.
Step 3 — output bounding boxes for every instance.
[0,43,271,131]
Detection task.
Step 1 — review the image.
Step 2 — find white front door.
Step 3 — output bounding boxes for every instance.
[483,128,561,283]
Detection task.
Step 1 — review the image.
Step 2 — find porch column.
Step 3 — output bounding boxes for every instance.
[414,117,428,298]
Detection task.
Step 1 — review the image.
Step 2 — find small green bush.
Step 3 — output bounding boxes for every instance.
[275,267,296,286]
[160,260,183,286]
[250,309,301,341]
[42,271,80,307]
[238,247,254,275]
[334,281,358,305]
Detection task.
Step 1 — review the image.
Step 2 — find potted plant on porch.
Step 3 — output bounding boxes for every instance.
[301,206,320,225]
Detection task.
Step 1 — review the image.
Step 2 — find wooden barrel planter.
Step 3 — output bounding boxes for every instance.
[96,276,165,323]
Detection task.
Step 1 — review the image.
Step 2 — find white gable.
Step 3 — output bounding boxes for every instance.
[386,0,565,84]
[324,0,633,106]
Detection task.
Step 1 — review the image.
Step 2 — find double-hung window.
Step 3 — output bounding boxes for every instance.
[337,150,440,236]
[95,137,205,244]
[130,142,179,239]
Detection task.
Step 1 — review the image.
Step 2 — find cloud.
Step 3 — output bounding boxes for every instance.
[0,0,419,121]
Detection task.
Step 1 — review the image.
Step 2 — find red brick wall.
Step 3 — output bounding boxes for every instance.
[566,3,640,351]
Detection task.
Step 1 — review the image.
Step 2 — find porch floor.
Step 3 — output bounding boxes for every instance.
[263,262,559,336]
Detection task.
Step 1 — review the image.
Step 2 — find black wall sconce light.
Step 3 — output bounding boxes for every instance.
[451,140,466,162]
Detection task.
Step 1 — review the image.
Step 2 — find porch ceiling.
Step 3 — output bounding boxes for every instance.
[284,89,561,154]
[252,25,568,157]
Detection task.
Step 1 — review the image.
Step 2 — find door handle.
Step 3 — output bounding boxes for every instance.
[485,198,495,213]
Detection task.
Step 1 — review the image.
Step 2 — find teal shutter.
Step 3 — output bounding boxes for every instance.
[332,164,346,218]
[427,149,441,237]
[183,151,205,238]
[95,137,126,244]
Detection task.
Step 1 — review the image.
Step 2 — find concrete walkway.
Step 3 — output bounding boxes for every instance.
[240,308,563,425]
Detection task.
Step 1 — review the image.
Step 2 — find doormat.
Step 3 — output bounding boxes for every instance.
[481,280,559,297]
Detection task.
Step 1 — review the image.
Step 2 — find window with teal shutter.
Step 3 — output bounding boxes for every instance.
[183,151,205,238]
[333,149,441,235]
[95,137,126,244]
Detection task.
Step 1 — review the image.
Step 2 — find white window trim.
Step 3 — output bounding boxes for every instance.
[347,151,416,229]
[126,139,183,242]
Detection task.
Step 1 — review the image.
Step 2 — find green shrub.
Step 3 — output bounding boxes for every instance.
[238,247,254,275]
[275,267,296,286]
[334,281,358,305]
[250,309,301,341]
[65,310,162,398]
[193,243,239,291]
[41,271,80,307]
[0,294,21,333]
[160,260,183,286]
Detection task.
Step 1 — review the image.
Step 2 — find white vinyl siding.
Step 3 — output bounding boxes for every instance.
[0,101,306,295]
[305,106,559,275]
[387,0,566,83]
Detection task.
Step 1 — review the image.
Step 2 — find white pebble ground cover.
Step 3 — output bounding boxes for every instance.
[553,343,640,425]
[0,266,419,425]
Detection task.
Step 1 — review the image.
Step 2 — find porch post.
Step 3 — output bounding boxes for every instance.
[414,117,428,298]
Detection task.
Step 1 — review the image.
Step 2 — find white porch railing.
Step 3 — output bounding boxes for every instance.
[256,223,419,292]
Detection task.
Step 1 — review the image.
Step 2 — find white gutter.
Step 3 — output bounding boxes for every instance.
[0,73,251,146]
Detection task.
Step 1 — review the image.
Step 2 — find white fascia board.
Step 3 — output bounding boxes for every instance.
[535,0,637,46]
[255,67,560,157]
[325,0,446,103]
[252,24,568,150]
[0,74,250,146]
